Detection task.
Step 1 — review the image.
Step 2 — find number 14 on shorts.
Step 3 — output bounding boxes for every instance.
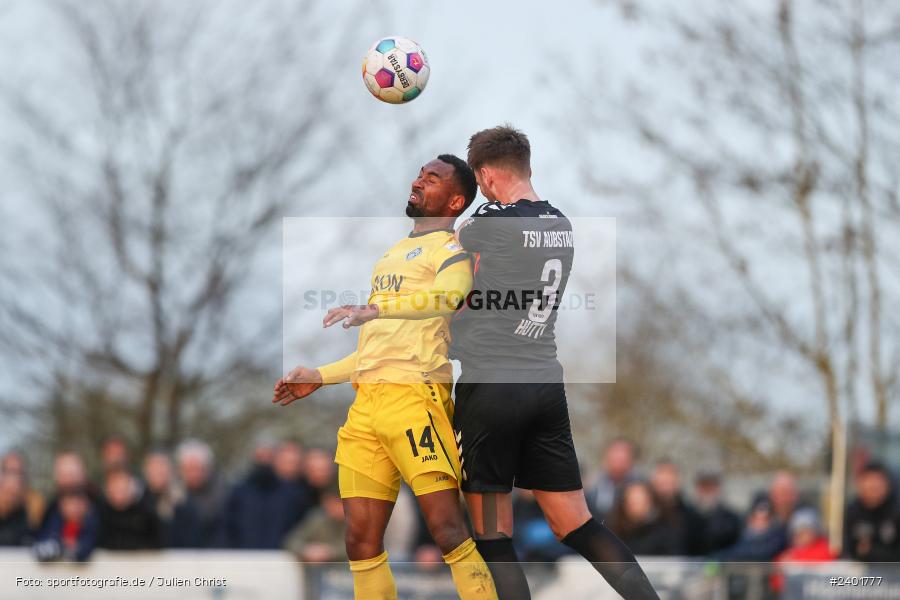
[405,426,438,461]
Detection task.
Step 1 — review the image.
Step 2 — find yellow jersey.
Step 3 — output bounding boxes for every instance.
[354,228,469,383]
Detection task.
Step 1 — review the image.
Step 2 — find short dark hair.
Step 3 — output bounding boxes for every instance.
[695,471,722,486]
[105,467,132,481]
[467,124,531,174]
[607,436,639,458]
[860,461,890,478]
[437,153,477,210]
[59,486,89,501]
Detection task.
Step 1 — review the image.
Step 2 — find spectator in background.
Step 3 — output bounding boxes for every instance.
[97,469,161,550]
[273,440,314,520]
[2,450,45,530]
[0,452,24,474]
[142,450,183,545]
[40,452,98,531]
[770,508,836,593]
[585,437,638,521]
[0,472,31,546]
[33,488,98,562]
[273,440,306,483]
[303,447,336,505]
[716,494,787,561]
[650,460,705,555]
[227,437,309,549]
[100,435,131,475]
[769,471,799,527]
[844,461,900,562]
[512,489,574,562]
[608,480,681,555]
[170,439,228,548]
[52,452,95,499]
[283,483,347,563]
[692,472,741,555]
[777,508,835,563]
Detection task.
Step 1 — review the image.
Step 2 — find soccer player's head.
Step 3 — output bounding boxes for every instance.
[406,154,477,219]
[466,124,531,201]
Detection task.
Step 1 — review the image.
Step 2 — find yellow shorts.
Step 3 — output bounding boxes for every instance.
[335,381,460,502]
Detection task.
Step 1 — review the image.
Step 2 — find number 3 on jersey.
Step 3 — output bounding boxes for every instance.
[528,258,562,323]
[405,426,436,457]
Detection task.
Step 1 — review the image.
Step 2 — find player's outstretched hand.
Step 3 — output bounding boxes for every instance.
[323,304,379,329]
[273,366,323,406]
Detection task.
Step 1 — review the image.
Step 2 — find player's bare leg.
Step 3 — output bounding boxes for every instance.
[343,496,394,560]
[532,489,660,600]
[531,489,591,537]
[342,496,397,599]
[463,491,531,600]
[416,485,498,599]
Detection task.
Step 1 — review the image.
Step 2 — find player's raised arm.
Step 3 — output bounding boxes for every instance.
[316,351,358,383]
[320,258,472,328]
[322,255,473,328]
[273,351,357,406]
[323,305,379,328]
[375,255,472,319]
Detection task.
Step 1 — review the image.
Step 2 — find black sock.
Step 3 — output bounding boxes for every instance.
[475,538,531,600]
[561,518,659,600]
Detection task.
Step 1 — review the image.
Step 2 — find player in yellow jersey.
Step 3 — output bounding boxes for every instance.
[273,154,497,600]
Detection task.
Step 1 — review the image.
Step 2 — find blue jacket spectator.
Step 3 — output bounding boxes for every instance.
[512,490,574,562]
[33,489,98,562]
[273,441,315,520]
[585,438,638,521]
[716,495,787,561]
[227,463,310,548]
[39,452,101,532]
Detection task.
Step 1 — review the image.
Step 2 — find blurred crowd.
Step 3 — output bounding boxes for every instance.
[0,437,350,562]
[0,436,898,571]
[570,439,900,569]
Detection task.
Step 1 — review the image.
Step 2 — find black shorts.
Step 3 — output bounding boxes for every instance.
[453,379,582,493]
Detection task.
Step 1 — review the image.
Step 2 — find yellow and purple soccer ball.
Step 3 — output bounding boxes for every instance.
[363,36,430,104]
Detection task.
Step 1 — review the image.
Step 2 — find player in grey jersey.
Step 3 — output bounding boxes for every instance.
[452,125,659,600]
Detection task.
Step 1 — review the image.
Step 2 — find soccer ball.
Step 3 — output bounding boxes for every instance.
[362,36,430,104]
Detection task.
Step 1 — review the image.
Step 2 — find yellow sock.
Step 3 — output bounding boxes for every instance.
[349,551,396,600]
[443,538,498,600]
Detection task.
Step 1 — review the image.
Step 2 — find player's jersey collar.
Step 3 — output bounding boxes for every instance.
[481,199,547,210]
[408,228,454,238]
